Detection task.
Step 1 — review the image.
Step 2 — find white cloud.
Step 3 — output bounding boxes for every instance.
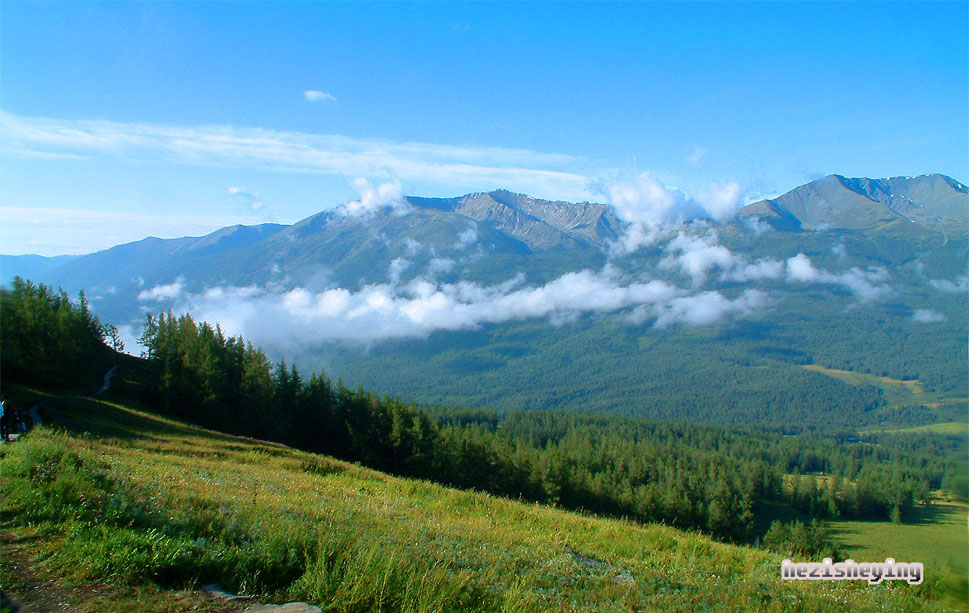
[455,223,478,249]
[427,258,456,277]
[912,309,946,323]
[687,146,708,168]
[661,231,740,284]
[831,242,847,261]
[0,111,593,202]
[304,90,337,103]
[603,174,689,230]
[117,323,145,356]
[830,267,892,302]
[785,253,891,301]
[404,238,423,256]
[137,277,185,302]
[228,186,263,212]
[786,253,820,282]
[726,259,786,282]
[929,275,969,293]
[741,216,773,235]
[388,257,410,284]
[596,174,745,255]
[653,289,767,328]
[659,229,785,285]
[155,266,770,347]
[338,178,407,217]
[695,182,743,221]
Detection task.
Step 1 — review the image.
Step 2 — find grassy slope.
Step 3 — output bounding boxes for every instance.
[0,388,959,612]
[802,365,926,395]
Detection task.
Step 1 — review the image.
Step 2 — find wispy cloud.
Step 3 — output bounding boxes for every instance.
[228,186,263,212]
[0,111,593,202]
[912,308,946,323]
[304,90,337,103]
[687,146,708,168]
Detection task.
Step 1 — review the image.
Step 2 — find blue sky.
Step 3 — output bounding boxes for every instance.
[1,1,966,255]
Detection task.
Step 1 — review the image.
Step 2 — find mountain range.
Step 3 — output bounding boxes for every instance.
[3,173,967,432]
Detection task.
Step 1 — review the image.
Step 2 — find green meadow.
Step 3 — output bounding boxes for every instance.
[828,500,967,578]
[1,388,958,612]
[828,500,968,609]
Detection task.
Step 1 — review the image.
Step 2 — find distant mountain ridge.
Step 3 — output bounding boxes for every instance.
[738,174,967,232]
[1,253,80,286]
[406,189,623,250]
[5,174,966,328]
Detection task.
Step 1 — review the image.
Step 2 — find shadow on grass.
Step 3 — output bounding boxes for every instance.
[0,530,45,546]
[902,501,963,526]
[5,381,287,459]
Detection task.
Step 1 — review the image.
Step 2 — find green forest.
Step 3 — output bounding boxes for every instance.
[2,277,964,552]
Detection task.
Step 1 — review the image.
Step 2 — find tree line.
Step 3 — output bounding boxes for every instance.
[1,277,123,387]
[134,310,958,539]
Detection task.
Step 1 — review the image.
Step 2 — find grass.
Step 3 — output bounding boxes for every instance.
[827,500,968,606]
[802,364,926,395]
[0,388,962,611]
[872,421,969,436]
[828,501,968,575]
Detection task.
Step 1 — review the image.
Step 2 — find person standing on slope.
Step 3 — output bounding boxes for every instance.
[0,395,11,441]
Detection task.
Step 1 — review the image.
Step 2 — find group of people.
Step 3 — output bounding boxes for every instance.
[0,395,31,442]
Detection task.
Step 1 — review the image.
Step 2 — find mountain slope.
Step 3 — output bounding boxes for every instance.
[407,189,623,250]
[738,174,968,232]
[0,387,954,611]
[40,222,286,291]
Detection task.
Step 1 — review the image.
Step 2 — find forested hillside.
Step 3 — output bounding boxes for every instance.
[3,279,962,547]
[0,278,124,387]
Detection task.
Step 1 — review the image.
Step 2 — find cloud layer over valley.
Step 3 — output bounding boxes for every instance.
[138,267,768,347]
[133,218,895,349]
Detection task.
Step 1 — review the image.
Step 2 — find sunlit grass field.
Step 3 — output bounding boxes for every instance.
[877,421,969,436]
[803,363,969,428]
[827,500,968,603]
[802,364,926,395]
[0,389,960,611]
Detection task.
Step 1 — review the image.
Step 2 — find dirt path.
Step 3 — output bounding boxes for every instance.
[1,529,256,612]
[1,529,91,611]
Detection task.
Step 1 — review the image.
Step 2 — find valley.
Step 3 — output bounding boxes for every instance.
[2,174,967,611]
